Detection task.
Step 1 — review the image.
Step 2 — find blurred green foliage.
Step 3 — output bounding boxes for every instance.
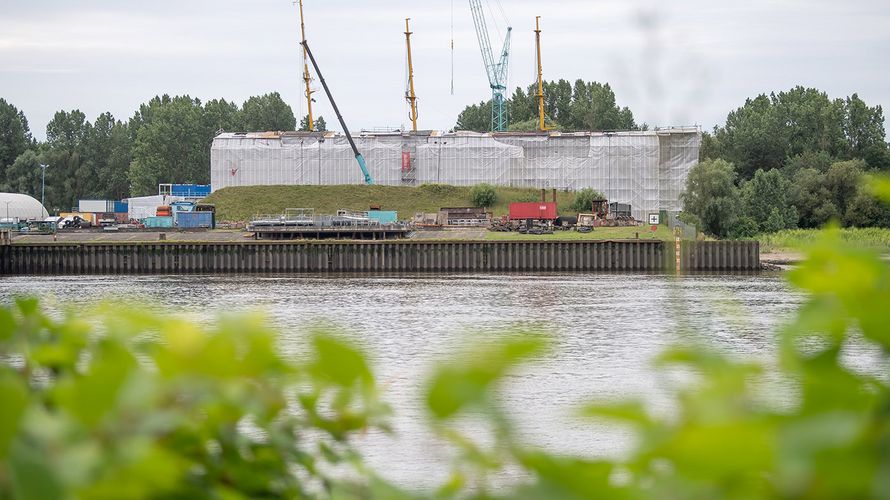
[2,189,890,498]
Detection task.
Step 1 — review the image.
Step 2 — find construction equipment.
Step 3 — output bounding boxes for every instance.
[301,40,374,185]
[297,0,315,131]
[404,18,418,132]
[535,16,546,131]
[469,0,512,131]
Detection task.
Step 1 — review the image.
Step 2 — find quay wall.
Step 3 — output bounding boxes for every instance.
[0,240,758,275]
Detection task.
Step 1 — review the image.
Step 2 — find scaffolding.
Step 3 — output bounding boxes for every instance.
[210,128,701,220]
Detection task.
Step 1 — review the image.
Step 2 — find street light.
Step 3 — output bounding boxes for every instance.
[39,164,49,210]
[4,200,11,223]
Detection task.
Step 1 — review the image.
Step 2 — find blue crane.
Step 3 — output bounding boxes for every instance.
[469,0,511,132]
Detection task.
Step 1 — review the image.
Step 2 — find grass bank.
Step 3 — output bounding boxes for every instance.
[757,228,890,253]
[484,225,675,241]
[205,184,584,221]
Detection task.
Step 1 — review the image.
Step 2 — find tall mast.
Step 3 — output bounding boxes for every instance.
[299,0,314,131]
[405,18,418,132]
[535,16,546,131]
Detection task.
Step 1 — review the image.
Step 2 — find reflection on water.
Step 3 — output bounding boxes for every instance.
[0,272,802,487]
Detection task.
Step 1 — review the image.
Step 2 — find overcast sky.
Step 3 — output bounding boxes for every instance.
[2,0,889,140]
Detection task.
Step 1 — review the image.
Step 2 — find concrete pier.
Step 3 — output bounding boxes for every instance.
[0,240,759,275]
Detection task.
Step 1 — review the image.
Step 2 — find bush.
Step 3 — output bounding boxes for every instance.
[571,187,605,213]
[470,183,497,208]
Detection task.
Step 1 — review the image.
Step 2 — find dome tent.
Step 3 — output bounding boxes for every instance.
[0,193,49,222]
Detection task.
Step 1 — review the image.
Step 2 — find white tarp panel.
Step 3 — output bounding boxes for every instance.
[415,136,520,185]
[126,195,183,221]
[210,129,701,220]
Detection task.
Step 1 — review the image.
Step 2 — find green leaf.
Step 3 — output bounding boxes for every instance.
[0,371,28,458]
[9,438,63,500]
[581,401,653,427]
[309,334,372,387]
[53,339,138,428]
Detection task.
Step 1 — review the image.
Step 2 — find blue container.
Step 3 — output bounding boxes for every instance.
[367,210,397,224]
[176,212,213,229]
[144,216,174,228]
[171,184,211,198]
[113,201,128,213]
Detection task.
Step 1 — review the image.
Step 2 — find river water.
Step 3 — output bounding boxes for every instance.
[0,272,806,487]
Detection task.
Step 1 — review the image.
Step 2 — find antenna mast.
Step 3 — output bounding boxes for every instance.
[298,0,314,131]
[405,18,418,132]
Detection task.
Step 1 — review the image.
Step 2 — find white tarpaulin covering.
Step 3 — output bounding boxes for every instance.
[125,195,184,221]
[211,128,701,220]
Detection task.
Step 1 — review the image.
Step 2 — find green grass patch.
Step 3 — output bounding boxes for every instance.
[204,184,583,222]
[757,227,890,253]
[484,224,675,241]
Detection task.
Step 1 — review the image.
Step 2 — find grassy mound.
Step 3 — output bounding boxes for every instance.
[204,184,582,221]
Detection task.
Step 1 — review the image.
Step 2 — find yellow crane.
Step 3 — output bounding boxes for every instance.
[535,16,546,131]
[404,18,418,132]
[298,0,314,131]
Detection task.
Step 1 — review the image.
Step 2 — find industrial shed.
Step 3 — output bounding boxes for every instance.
[210,127,701,220]
[0,193,49,221]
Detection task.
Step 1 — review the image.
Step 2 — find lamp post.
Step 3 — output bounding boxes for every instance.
[4,201,11,223]
[39,164,49,210]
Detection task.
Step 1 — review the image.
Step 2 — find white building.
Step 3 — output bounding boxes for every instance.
[0,193,49,222]
[210,128,701,220]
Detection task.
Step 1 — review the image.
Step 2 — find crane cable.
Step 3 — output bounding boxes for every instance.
[450,0,454,95]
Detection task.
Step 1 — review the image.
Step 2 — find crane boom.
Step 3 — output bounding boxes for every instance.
[298,0,314,131]
[469,0,511,131]
[405,18,418,132]
[301,40,374,185]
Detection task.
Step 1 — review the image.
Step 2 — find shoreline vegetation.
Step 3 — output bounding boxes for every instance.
[1,229,888,497]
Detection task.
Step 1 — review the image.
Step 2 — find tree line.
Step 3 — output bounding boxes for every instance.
[455,79,638,132]
[0,94,323,212]
[683,87,890,237]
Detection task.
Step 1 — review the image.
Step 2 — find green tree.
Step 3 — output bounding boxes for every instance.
[740,169,798,233]
[129,97,206,196]
[86,113,132,200]
[842,93,886,160]
[824,159,866,217]
[43,110,91,211]
[710,87,887,180]
[470,183,497,208]
[298,115,328,132]
[712,94,788,178]
[455,80,636,132]
[782,150,835,176]
[789,168,838,228]
[1,149,43,198]
[0,99,33,182]
[844,184,890,228]
[241,92,296,132]
[455,100,491,131]
[571,187,605,212]
[680,158,746,238]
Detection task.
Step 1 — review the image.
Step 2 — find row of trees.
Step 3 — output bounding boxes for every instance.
[0,94,322,212]
[683,87,890,237]
[455,79,638,132]
[682,158,889,238]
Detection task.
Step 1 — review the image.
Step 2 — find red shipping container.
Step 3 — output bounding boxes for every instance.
[509,202,557,220]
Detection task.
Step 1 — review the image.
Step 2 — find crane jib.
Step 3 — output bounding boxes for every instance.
[300,40,374,185]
